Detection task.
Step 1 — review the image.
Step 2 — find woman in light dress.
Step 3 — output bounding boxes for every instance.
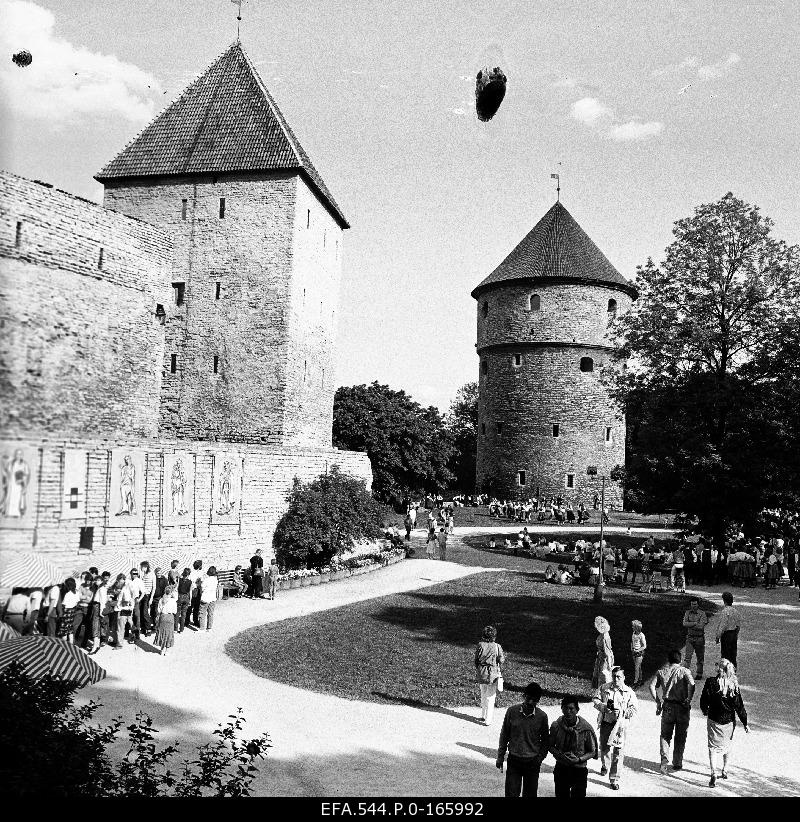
[474,625,505,726]
[154,584,178,655]
[592,616,614,689]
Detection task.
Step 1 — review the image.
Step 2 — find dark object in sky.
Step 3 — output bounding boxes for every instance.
[12,50,33,68]
[475,66,506,121]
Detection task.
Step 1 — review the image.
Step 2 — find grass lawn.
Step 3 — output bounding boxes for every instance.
[226,570,715,709]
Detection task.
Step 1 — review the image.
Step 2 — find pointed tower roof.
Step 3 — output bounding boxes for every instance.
[471,201,636,299]
[95,41,349,228]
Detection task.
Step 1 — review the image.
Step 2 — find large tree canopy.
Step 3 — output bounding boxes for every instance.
[444,381,478,492]
[333,382,455,505]
[611,193,800,535]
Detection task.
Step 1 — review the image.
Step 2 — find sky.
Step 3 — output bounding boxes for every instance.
[2,0,799,412]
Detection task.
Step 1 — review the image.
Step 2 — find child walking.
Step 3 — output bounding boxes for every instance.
[631,620,647,686]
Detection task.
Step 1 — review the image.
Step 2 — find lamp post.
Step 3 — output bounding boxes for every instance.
[588,467,606,603]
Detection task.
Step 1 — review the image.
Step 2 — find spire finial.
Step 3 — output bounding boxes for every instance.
[550,163,562,202]
[232,0,243,41]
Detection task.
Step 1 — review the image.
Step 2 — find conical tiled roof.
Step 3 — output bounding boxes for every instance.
[471,202,636,298]
[95,41,348,228]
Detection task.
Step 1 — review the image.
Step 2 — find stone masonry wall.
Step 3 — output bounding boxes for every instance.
[0,433,372,572]
[0,172,172,439]
[103,172,302,444]
[476,281,631,506]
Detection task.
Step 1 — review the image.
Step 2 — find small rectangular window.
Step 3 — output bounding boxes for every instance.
[98,247,104,270]
[181,199,187,220]
[497,422,504,436]
[68,487,79,510]
[215,281,221,300]
[517,470,527,487]
[15,221,22,247]
[481,423,486,435]
[513,353,522,367]
[213,355,219,374]
[552,424,560,438]
[172,282,185,306]
[605,426,613,443]
[219,197,226,218]
[566,473,575,489]
[79,526,94,552]
[170,353,177,373]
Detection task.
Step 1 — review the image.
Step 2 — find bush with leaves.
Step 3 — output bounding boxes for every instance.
[0,661,271,797]
[273,466,390,570]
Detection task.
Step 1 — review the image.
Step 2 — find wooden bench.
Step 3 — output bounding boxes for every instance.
[217,570,244,599]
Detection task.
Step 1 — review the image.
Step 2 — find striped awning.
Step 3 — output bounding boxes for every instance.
[0,636,106,686]
[0,622,21,642]
[0,553,69,589]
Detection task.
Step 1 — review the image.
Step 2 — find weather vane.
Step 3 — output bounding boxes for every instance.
[232,0,244,41]
[551,163,562,202]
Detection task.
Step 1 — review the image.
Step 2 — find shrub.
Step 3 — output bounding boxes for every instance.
[273,467,390,570]
[0,661,271,797]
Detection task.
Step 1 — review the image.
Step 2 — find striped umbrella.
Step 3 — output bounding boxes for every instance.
[0,622,21,642]
[0,552,68,589]
[0,636,106,686]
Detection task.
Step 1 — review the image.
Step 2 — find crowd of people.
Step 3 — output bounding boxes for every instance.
[483,586,750,796]
[487,495,607,525]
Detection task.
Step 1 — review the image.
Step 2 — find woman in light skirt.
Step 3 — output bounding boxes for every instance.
[154,584,178,655]
[699,659,750,787]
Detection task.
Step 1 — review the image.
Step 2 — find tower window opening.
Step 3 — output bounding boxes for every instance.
[552,424,560,438]
[481,360,488,375]
[215,281,221,300]
[517,470,527,487]
[513,353,522,367]
[496,422,504,436]
[481,301,489,318]
[607,298,618,319]
[565,473,575,489]
[213,355,219,374]
[97,247,104,270]
[170,354,177,373]
[155,303,166,325]
[580,356,594,372]
[481,423,486,435]
[307,209,310,228]
[172,282,185,307]
[529,293,541,311]
[304,360,307,383]
[605,426,613,443]
[219,197,226,218]
[15,221,23,247]
[181,199,187,220]
[79,526,94,552]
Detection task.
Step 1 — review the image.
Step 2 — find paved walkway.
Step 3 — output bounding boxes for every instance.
[80,530,800,797]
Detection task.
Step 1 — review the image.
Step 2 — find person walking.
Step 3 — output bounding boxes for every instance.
[715,592,742,669]
[404,513,413,542]
[592,616,614,689]
[683,598,709,679]
[548,695,599,798]
[437,528,448,561]
[474,625,505,726]
[154,584,178,656]
[175,568,192,632]
[700,658,750,787]
[593,666,638,790]
[249,549,265,599]
[198,567,219,631]
[267,558,280,600]
[630,620,647,686]
[496,682,549,798]
[624,546,639,585]
[650,649,696,774]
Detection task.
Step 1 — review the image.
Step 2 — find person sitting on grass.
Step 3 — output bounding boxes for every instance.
[545,565,557,584]
[558,565,574,585]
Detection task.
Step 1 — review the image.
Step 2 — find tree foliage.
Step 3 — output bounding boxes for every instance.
[444,381,478,492]
[333,382,455,505]
[611,193,800,533]
[272,467,389,570]
[0,661,271,797]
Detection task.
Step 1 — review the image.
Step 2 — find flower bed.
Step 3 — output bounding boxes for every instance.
[274,545,405,588]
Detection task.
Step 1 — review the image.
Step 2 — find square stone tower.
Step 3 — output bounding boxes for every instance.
[96,41,348,448]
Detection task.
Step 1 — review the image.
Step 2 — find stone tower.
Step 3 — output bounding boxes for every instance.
[471,201,637,506]
[96,41,347,448]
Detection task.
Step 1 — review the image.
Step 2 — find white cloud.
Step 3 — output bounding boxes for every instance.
[609,120,665,141]
[697,52,741,80]
[447,107,467,116]
[0,0,159,124]
[571,97,613,125]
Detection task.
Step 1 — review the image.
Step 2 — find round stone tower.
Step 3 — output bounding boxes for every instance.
[471,201,637,507]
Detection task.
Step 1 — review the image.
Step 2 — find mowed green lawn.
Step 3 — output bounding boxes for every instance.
[226,570,711,708]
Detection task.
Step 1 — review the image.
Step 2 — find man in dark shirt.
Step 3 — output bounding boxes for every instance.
[249,549,265,599]
[496,682,549,798]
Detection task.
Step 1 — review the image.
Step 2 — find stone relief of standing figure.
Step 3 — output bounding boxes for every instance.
[116,455,136,516]
[217,460,234,515]
[170,458,189,516]
[1,449,30,518]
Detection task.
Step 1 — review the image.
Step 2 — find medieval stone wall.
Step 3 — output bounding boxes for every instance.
[0,171,172,439]
[475,281,630,505]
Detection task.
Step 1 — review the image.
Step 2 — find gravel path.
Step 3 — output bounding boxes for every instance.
[80,528,800,797]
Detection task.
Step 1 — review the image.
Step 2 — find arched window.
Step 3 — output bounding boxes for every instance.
[607,298,618,320]
[580,357,594,372]
[482,301,489,318]
[529,294,541,311]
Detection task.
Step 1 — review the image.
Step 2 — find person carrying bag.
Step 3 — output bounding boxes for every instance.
[475,625,505,726]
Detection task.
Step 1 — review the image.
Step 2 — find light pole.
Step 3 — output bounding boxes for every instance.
[588,467,606,603]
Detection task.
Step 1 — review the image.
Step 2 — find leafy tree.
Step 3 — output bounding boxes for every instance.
[445,382,478,492]
[333,382,455,505]
[611,193,800,535]
[0,661,271,797]
[272,467,389,570]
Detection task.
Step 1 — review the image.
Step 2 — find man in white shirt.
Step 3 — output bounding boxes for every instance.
[715,591,742,669]
[44,584,61,636]
[2,590,30,633]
